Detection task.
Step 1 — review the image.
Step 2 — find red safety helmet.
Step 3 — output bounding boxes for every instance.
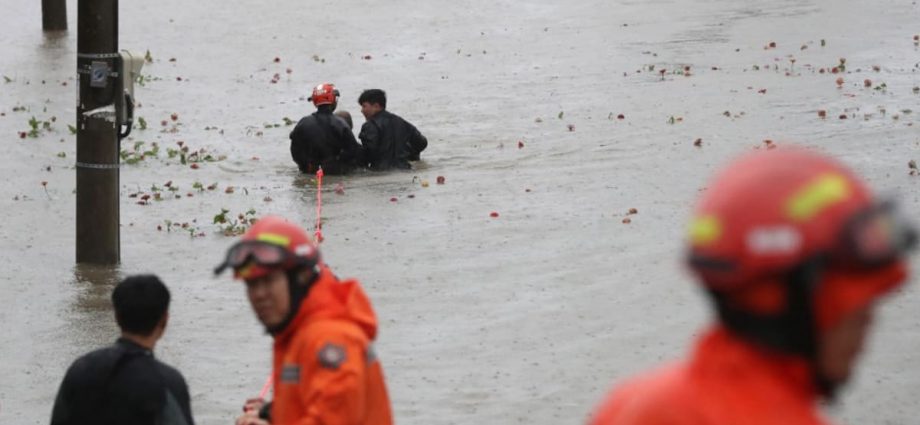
[687,148,914,331]
[214,216,320,280]
[308,83,340,106]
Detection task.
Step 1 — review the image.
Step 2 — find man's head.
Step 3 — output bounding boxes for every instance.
[214,216,321,334]
[686,148,915,393]
[358,89,386,120]
[112,275,171,339]
[335,110,354,130]
[309,83,339,111]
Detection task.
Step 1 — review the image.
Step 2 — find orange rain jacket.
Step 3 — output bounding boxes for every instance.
[590,326,833,425]
[271,267,393,425]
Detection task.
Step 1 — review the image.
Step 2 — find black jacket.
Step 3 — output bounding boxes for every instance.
[358,110,427,170]
[50,338,194,425]
[290,109,364,175]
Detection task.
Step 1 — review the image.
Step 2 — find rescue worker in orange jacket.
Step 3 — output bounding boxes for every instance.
[590,148,915,425]
[215,216,393,425]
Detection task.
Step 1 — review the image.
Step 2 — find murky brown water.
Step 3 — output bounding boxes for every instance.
[1,0,919,423]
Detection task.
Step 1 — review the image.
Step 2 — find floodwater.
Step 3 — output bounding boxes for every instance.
[1,0,919,423]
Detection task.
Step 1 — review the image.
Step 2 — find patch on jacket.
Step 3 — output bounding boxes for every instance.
[280,364,301,383]
[318,343,346,370]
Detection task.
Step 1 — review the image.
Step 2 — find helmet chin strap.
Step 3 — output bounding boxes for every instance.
[712,258,841,399]
[266,265,320,336]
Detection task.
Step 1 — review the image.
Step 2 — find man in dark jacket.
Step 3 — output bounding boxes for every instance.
[290,83,364,175]
[357,89,428,170]
[50,275,194,425]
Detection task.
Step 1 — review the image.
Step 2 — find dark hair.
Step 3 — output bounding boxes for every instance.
[358,89,387,109]
[112,274,171,335]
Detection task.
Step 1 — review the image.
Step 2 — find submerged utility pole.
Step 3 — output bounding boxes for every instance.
[42,0,68,31]
[76,0,119,264]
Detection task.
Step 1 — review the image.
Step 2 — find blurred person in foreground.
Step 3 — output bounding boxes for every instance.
[50,275,194,425]
[215,216,392,425]
[357,89,427,171]
[590,148,916,425]
[290,83,364,175]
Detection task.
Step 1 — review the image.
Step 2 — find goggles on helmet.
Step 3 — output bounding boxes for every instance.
[831,201,917,270]
[213,241,293,276]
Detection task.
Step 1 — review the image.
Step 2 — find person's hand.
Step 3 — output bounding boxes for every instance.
[234,414,269,425]
[241,397,265,414]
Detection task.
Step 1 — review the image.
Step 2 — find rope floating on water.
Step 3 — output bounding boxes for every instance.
[314,167,324,244]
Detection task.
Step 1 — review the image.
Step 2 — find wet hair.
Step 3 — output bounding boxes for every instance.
[112,274,171,335]
[334,110,353,129]
[358,89,387,109]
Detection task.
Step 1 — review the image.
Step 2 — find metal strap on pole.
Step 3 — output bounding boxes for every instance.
[77,52,122,59]
[75,161,121,170]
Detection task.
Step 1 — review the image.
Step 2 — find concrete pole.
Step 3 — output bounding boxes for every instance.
[76,0,119,264]
[42,0,68,31]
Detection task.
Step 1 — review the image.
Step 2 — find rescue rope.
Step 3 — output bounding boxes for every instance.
[314,167,324,244]
[251,168,323,404]
[258,375,273,399]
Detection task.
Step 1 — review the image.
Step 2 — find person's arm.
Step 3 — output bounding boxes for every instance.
[407,122,427,160]
[175,373,195,425]
[293,339,367,425]
[49,368,75,425]
[290,124,310,172]
[337,124,365,167]
[358,121,381,165]
[156,365,195,425]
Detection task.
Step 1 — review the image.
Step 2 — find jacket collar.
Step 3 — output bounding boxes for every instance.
[691,325,819,403]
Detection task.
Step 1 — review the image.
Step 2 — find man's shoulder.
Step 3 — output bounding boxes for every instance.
[72,344,118,360]
[290,318,369,353]
[360,118,380,134]
[328,115,352,132]
[592,363,701,424]
[152,358,190,393]
[297,114,319,126]
[67,344,121,375]
[153,358,186,380]
[382,110,408,123]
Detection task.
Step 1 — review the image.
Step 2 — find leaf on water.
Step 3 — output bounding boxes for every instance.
[213,208,229,224]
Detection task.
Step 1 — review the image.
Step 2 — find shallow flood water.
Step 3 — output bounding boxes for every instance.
[1,0,919,423]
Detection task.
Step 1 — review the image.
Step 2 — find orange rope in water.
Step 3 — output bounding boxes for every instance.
[314,167,324,243]
[252,167,325,405]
